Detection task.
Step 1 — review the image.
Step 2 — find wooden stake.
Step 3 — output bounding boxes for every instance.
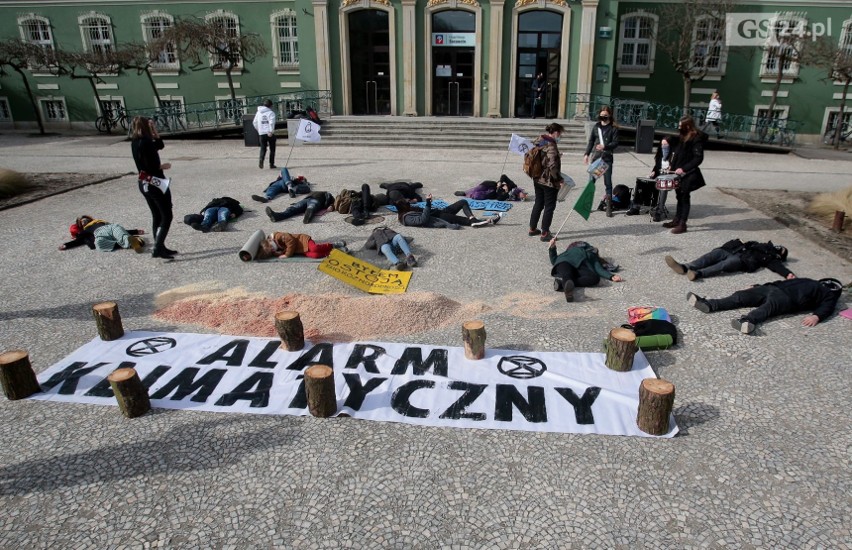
[636,378,676,436]
[604,327,638,372]
[275,311,305,351]
[462,320,487,360]
[831,210,846,232]
[304,364,336,417]
[0,350,41,400]
[108,367,151,419]
[92,301,124,341]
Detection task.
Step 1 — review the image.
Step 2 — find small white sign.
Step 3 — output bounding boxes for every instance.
[457,73,464,77]
[378,72,385,76]
[436,65,452,77]
[432,32,476,47]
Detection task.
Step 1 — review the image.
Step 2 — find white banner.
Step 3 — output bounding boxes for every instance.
[508,133,535,156]
[295,118,321,142]
[29,331,677,438]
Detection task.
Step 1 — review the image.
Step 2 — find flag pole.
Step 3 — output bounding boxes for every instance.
[497,148,511,177]
[283,138,299,169]
[553,209,575,240]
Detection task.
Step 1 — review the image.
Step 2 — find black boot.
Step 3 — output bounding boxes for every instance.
[553,278,564,292]
[303,206,316,224]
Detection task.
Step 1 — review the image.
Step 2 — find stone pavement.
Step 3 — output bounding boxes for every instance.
[0,133,850,549]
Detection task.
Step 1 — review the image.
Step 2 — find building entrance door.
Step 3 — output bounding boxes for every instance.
[349,9,391,115]
[515,11,563,118]
[431,10,476,117]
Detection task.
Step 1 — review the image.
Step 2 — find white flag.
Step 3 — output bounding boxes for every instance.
[508,133,534,156]
[296,118,321,143]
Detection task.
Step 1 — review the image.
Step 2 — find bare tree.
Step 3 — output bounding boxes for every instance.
[159,17,267,123]
[0,39,61,135]
[59,48,130,127]
[651,0,735,110]
[806,34,852,149]
[117,42,166,106]
[762,13,810,129]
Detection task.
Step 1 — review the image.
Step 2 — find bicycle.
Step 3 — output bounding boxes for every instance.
[823,121,852,146]
[95,106,129,134]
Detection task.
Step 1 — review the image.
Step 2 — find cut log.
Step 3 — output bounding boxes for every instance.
[636,378,675,436]
[462,320,487,360]
[304,364,336,418]
[275,311,305,351]
[604,327,637,372]
[0,350,41,400]
[92,301,124,341]
[831,210,846,232]
[108,367,150,418]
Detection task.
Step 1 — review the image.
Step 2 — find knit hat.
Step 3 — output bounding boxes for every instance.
[818,278,843,296]
[69,223,81,238]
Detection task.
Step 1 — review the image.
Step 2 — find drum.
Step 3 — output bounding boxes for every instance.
[655,173,681,191]
[633,178,659,207]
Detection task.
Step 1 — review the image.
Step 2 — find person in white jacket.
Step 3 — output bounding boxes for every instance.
[253,99,277,169]
[702,91,722,139]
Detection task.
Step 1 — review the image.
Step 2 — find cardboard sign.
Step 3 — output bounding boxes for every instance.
[319,249,411,294]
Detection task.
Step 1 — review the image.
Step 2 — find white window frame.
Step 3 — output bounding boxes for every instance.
[752,103,789,133]
[215,94,246,123]
[205,10,242,74]
[821,107,852,137]
[0,97,12,123]
[692,14,727,76]
[833,18,852,84]
[17,14,56,74]
[39,97,68,124]
[155,95,187,131]
[95,95,125,117]
[759,14,806,80]
[616,11,658,75]
[271,10,300,72]
[141,11,180,74]
[78,12,114,58]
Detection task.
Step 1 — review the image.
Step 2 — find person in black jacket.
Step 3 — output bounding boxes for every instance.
[185,197,244,232]
[651,116,707,234]
[687,278,843,334]
[584,105,619,217]
[665,240,792,281]
[265,191,335,223]
[59,216,145,252]
[379,181,424,204]
[131,116,175,259]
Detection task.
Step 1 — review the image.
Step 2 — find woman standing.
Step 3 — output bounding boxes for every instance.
[529,122,565,241]
[651,116,707,234]
[702,92,722,138]
[131,117,175,259]
[583,106,619,217]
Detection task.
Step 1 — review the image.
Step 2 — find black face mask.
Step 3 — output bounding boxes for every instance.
[599,116,610,122]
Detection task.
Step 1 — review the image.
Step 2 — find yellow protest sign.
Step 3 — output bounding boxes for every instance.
[318,249,412,294]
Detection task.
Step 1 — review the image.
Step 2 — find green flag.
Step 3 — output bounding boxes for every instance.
[572,179,596,220]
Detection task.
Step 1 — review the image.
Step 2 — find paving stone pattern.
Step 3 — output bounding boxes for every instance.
[0,133,850,548]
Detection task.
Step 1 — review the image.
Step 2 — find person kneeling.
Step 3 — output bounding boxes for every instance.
[256,231,348,260]
[548,238,622,302]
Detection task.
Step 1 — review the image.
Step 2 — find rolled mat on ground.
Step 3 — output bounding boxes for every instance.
[237,229,322,262]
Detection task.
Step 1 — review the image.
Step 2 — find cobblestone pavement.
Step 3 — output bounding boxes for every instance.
[0,133,850,549]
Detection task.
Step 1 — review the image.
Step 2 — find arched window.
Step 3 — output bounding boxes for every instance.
[692,14,727,75]
[760,13,806,78]
[141,12,179,70]
[17,15,56,69]
[78,13,114,57]
[205,11,241,70]
[617,11,657,73]
[272,10,299,68]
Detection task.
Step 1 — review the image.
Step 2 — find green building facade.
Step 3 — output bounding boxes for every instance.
[0,0,849,142]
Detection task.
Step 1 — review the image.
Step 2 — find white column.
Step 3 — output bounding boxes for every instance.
[487,3,504,118]
[313,0,333,101]
[576,0,599,107]
[402,0,418,115]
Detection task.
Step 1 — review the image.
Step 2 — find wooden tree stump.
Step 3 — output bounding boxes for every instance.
[108,367,151,419]
[92,301,124,341]
[0,350,41,400]
[604,327,638,372]
[304,364,336,418]
[275,311,305,351]
[831,210,846,232]
[462,320,487,360]
[636,378,676,436]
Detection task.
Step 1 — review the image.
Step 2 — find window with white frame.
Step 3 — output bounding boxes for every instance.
[98,97,124,118]
[760,14,806,78]
[0,98,11,122]
[841,19,852,56]
[156,97,187,130]
[142,13,179,70]
[18,15,54,55]
[617,12,657,73]
[692,14,726,74]
[79,14,114,57]
[823,108,852,136]
[205,11,241,70]
[40,98,67,121]
[216,96,245,122]
[272,11,299,68]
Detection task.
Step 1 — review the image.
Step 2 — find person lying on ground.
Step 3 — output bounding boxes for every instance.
[548,238,623,302]
[687,277,843,335]
[60,216,145,253]
[265,191,335,223]
[185,196,244,232]
[364,226,417,270]
[665,239,792,281]
[256,231,349,260]
[252,168,312,203]
[380,181,424,204]
[396,194,503,228]
[454,175,527,201]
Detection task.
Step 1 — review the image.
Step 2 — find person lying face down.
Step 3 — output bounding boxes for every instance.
[256,231,348,260]
[59,215,145,253]
[548,238,623,302]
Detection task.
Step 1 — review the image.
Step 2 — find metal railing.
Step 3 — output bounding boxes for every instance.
[568,93,798,147]
[125,90,332,136]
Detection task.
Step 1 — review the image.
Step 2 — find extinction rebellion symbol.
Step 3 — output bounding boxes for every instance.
[126,337,177,357]
[518,143,529,154]
[497,355,547,379]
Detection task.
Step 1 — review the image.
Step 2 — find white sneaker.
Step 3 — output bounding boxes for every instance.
[471,219,490,228]
[489,212,504,224]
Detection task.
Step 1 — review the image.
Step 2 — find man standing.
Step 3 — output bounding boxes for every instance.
[253,99,277,169]
[530,73,544,119]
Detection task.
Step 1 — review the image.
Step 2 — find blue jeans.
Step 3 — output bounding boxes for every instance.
[202,207,231,229]
[264,167,293,200]
[379,234,412,264]
[275,197,319,220]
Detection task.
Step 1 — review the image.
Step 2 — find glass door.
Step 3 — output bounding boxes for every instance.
[349,10,391,115]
